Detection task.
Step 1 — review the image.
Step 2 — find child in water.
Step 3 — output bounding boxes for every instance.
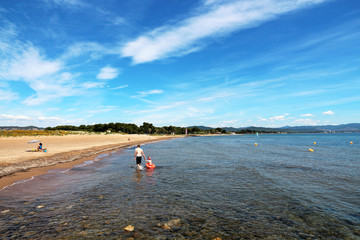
[146,157,155,168]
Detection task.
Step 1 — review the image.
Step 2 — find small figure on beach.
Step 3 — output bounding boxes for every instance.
[37,143,43,152]
[134,144,146,168]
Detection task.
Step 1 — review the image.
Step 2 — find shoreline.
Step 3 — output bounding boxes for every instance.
[0,134,181,189]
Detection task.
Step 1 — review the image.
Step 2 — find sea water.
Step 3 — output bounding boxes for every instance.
[0,133,359,239]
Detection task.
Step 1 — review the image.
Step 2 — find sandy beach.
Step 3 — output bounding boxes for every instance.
[0,134,180,189]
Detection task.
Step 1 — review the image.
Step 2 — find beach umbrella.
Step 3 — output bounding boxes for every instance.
[28,140,41,144]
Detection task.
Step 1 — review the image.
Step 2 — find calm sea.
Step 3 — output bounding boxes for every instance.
[0,133,359,239]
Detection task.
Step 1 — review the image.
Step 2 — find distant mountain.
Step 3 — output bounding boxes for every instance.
[2,123,359,133]
[189,123,360,133]
[0,126,44,130]
[187,126,213,130]
[280,123,360,133]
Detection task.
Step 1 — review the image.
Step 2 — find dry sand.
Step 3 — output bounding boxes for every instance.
[0,134,180,189]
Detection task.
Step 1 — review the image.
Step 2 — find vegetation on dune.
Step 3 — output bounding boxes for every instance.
[45,122,274,135]
[45,122,207,135]
[0,130,80,137]
[1,122,278,137]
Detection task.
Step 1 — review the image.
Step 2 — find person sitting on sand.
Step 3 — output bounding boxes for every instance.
[134,145,146,168]
[37,143,43,152]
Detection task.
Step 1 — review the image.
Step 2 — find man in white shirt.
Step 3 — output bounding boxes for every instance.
[134,145,146,168]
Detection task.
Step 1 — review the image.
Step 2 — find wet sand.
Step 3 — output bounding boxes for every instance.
[0,134,180,189]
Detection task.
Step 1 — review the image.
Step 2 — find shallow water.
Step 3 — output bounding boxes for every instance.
[0,133,359,239]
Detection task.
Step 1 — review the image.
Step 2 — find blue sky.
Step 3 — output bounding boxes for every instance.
[0,0,359,128]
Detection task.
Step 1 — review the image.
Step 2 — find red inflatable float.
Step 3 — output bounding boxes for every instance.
[146,157,155,169]
[146,162,155,169]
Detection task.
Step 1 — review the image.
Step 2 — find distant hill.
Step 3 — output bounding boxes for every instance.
[2,123,360,133]
[190,123,360,133]
[187,126,213,130]
[279,123,360,133]
[0,126,44,130]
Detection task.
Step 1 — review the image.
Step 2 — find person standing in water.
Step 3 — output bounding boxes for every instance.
[134,145,146,168]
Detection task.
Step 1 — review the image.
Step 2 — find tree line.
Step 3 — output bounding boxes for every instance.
[45,122,278,135]
[45,122,228,135]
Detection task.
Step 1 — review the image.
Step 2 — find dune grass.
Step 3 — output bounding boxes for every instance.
[0,130,82,137]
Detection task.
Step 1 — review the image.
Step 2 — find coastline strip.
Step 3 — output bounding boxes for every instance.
[0,136,179,189]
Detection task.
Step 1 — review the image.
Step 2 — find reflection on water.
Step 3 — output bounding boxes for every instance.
[0,134,360,239]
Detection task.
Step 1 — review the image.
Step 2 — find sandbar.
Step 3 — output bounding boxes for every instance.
[0,134,180,189]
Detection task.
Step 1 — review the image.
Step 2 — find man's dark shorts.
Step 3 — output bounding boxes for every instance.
[136,156,142,164]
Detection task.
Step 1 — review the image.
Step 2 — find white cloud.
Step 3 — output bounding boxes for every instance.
[293,118,319,126]
[269,115,287,121]
[0,41,80,105]
[259,113,290,122]
[97,66,119,80]
[301,113,314,117]
[131,89,164,103]
[121,0,326,64]
[259,117,268,122]
[0,114,31,120]
[323,110,335,115]
[5,47,62,80]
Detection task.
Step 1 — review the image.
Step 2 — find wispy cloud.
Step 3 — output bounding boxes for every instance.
[301,113,314,117]
[198,91,235,102]
[108,16,127,26]
[3,46,62,80]
[110,85,128,90]
[49,0,87,8]
[125,101,186,115]
[82,81,105,89]
[0,89,18,101]
[97,66,120,80]
[0,42,82,105]
[130,102,215,126]
[121,0,326,64]
[22,71,80,105]
[61,42,114,60]
[0,30,114,105]
[86,106,119,114]
[138,89,163,96]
